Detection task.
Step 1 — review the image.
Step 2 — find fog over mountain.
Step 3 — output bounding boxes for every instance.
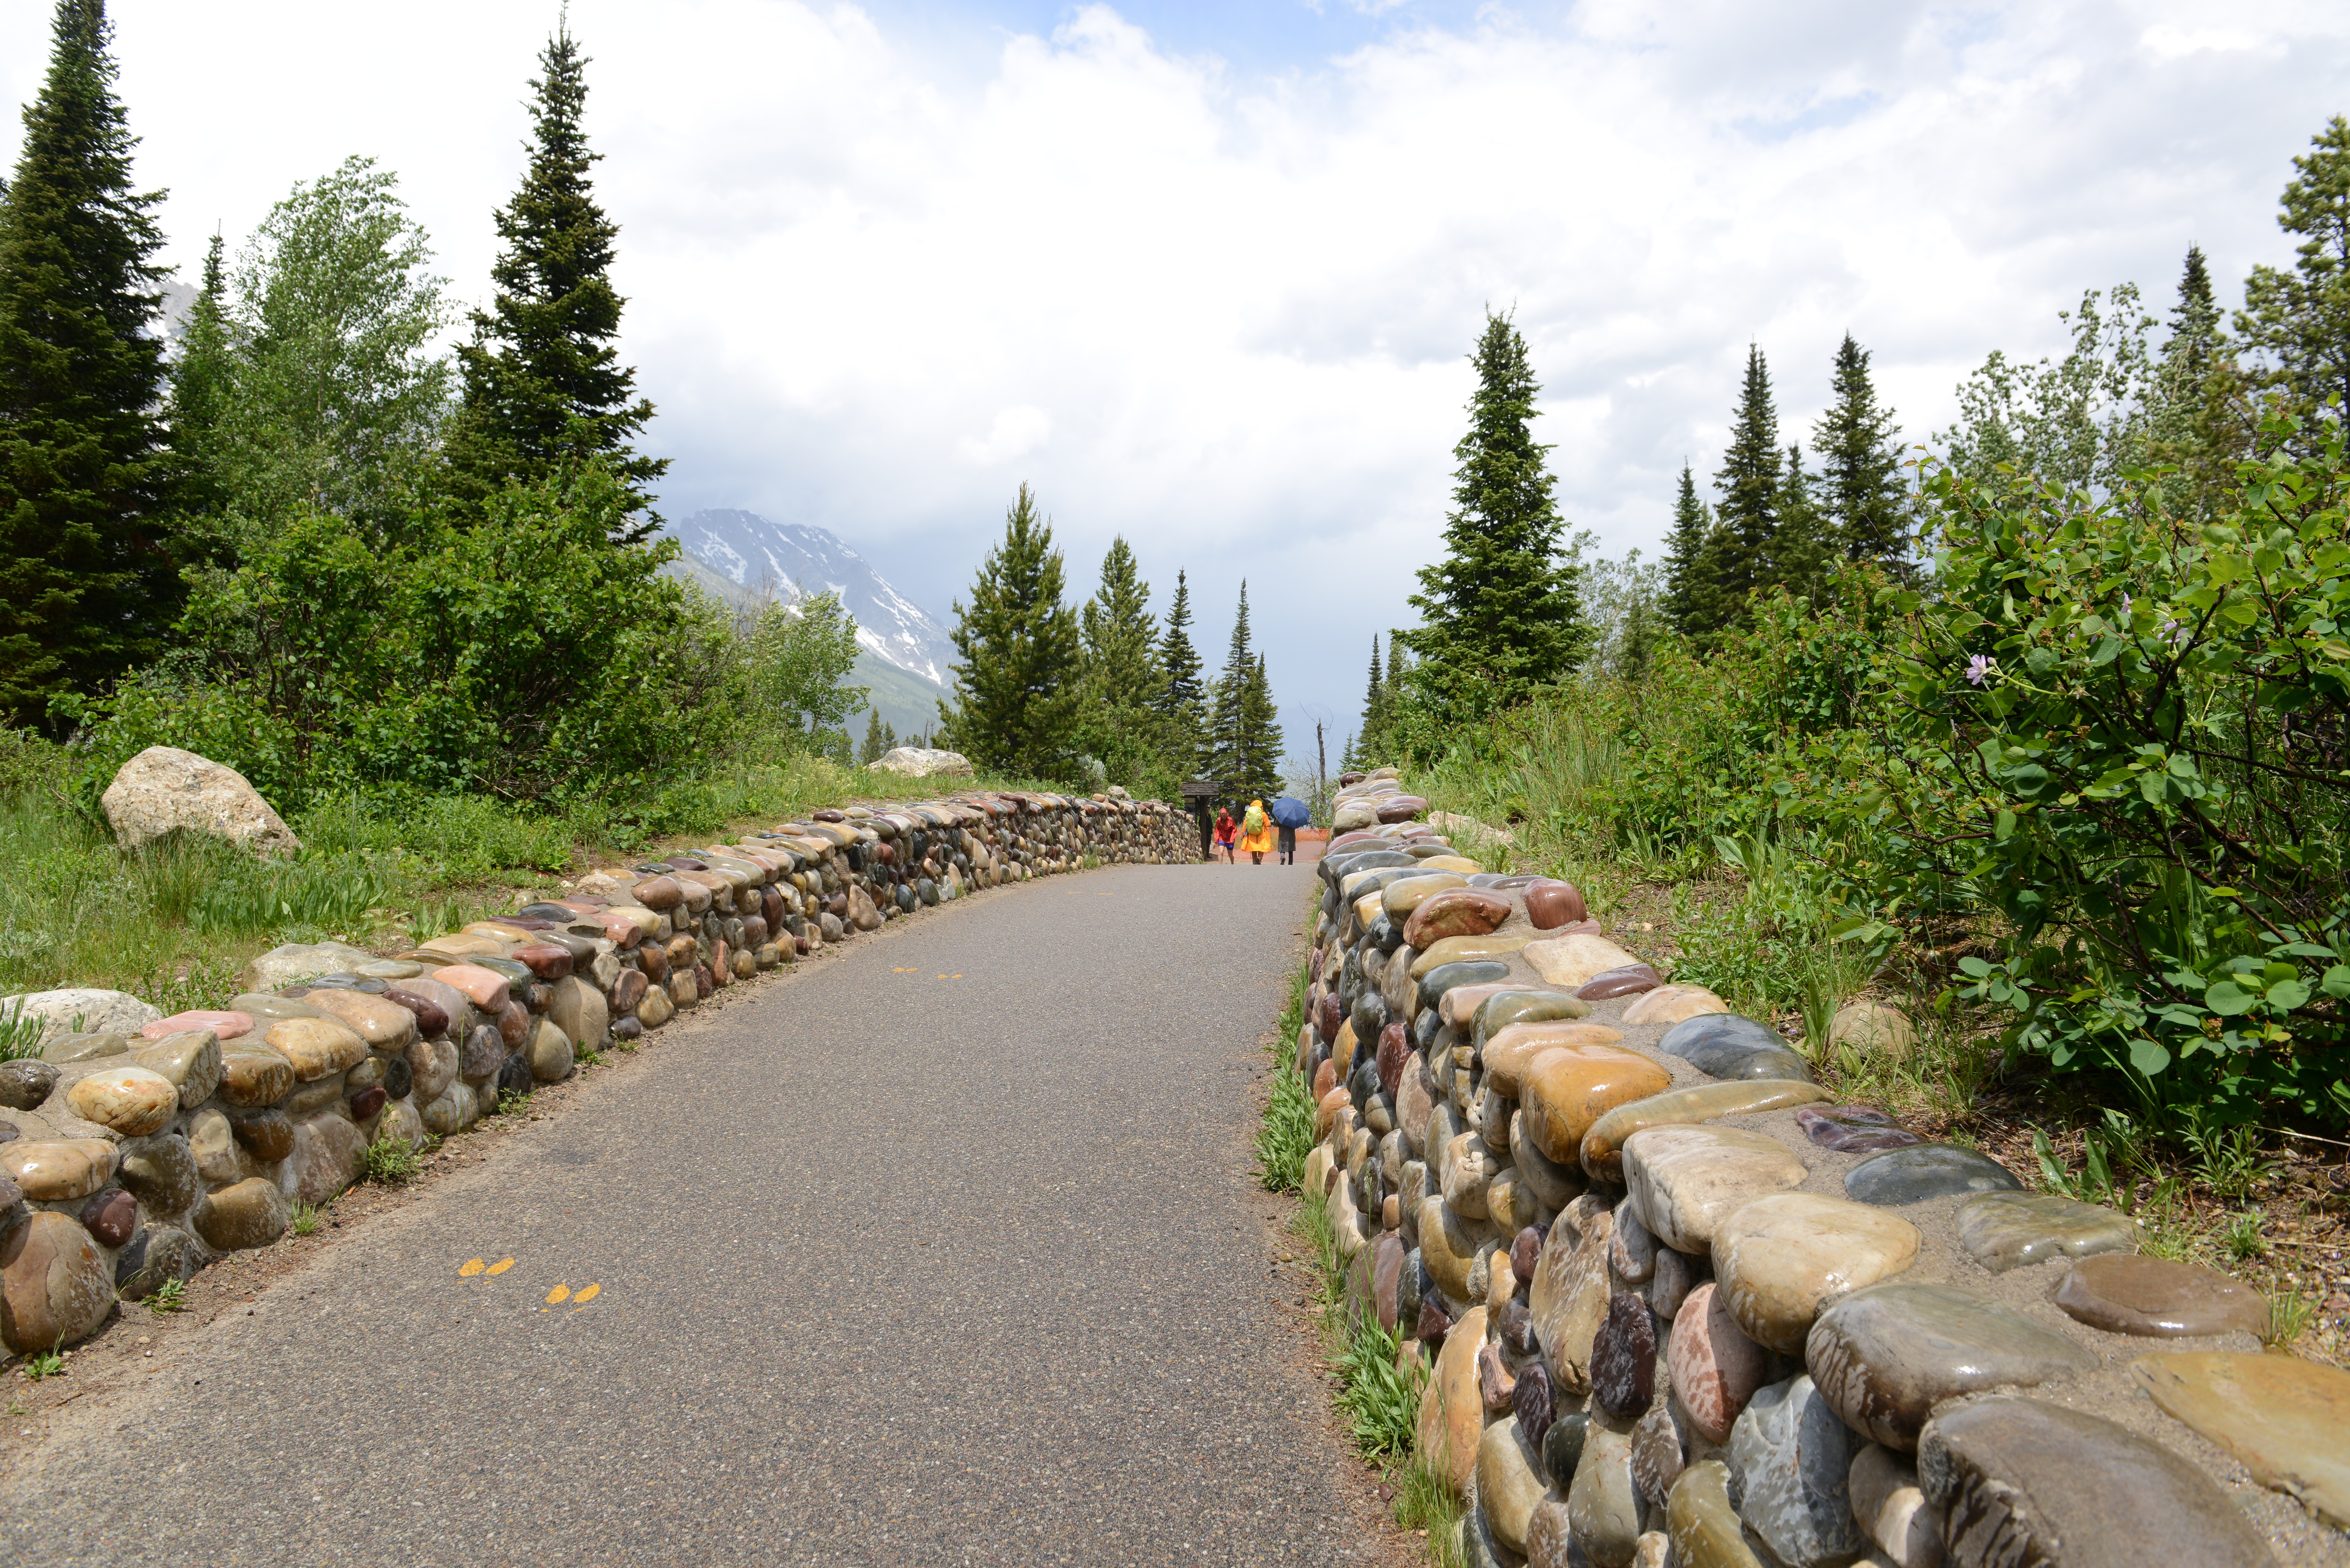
[668,509,956,687]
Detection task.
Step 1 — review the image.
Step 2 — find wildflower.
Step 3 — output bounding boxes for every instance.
[1966,654,1996,687]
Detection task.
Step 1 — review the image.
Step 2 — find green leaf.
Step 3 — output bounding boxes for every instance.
[2323,965,2350,999]
[2204,980,2257,1016]
[2128,1037,2172,1077]
[2266,980,2311,1011]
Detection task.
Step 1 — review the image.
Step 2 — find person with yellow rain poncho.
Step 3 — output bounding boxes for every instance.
[1237,798,1275,865]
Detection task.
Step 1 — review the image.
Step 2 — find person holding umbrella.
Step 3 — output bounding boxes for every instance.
[1269,795,1311,864]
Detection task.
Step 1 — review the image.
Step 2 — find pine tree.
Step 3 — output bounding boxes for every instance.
[1233,651,1284,803]
[1702,344,1784,634]
[166,229,235,540]
[2240,116,2350,429]
[1811,333,1907,572]
[1204,581,1271,795]
[0,0,174,730]
[936,483,1084,781]
[443,22,664,536]
[1401,309,1588,721]
[1352,636,1384,763]
[1661,464,1709,635]
[1077,535,1164,785]
[1768,443,1831,604]
[2151,246,2250,517]
[1152,567,1207,775]
[858,707,889,766]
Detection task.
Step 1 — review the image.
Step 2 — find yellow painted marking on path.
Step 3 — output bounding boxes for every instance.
[546,1283,571,1304]
[892,966,918,973]
[485,1258,515,1277]
[459,1258,484,1277]
[572,1283,600,1304]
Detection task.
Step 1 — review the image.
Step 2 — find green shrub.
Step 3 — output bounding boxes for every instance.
[359,1132,421,1184]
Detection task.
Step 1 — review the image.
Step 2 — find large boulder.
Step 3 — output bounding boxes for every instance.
[100,745,300,857]
[1,988,161,1053]
[867,747,973,779]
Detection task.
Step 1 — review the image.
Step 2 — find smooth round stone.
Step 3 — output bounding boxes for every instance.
[113,1224,197,1301]
[2131,1351,2350,1529]
[381,986,451,1039]
[79,1185,137,1247]
[1409,931,1533,978]
[1404,888,1512,947]
[1483,1021,1626,1099]
[632,875,684,909]
[132,1030,223,1107]
[117,1132,199,1215]
[301,989,418,1050]
[1657,1013,1814,1082]
[1665,1460,1765,1568]
[496,1052,533,1099]
[1629,1402,1685,1512]
[140,1008,252,1042]
[1845,1144,2021,1206]
[1622,984,1729,1025]
[459,1024,507,1081]
[474,956,534,987]
[1730,1374,1867,1567]
[2055,1253,2268,1338]
[348,1084,388,1122]
[1566,1421,1639,1567]
[356,960,421,980]
[1806,1282,2098,1451]
[1415,1303,1487,1493]
[1542,1408,1589,1487]
[1380,872,1470,921]
[1591,1291,1657,1416]
[227,1106,295,1161]
[1621,1124,1809,1254]
[1577,963,1662,1000]
[227,991,325,1023]
[65,1065,179,1136]
[265,1017,369,1082]
[0,1211,114,1353]
[1954,1190,2136,1273]
[1530,1203,1614,1396]
[1520,1045,1674,1167]
[1521,931,1642,988]
[1523,878,1588,929]
[1795,1104,1923,1154]
[495,1000,530,1049]
[1512,1358,1555,1447]
[0,1059,59,1110]
[40,1030,129,1065]
[1612,1200,1658,1283]
[217,1042,295,1106]
[1478,1416,1549,1553]
[193,1175,291,1252]
[1670,1282,1769,1443]
[1847,1444,1942,1568]
[1416,960,1512,1013]
[1474,990,1595,1051]
[1713,1193,1920,1353]
[1582,1079,1834,1183]
[2,1137,117,1200]
[1649,1242,1704,1321]
[527,1018,576,1082]
[1919,1397,2272,1567]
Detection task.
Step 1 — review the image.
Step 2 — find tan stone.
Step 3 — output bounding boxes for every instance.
[1523,932,1644,988]
[64,1065,179,1136]
[1622,985,1729,1026]
[1408,932,1534,978]
[1713,1192,1920,1353]
[2131,1351,2350,1529]
[217,1042,296,1106]
[1830,1000,1916,1059]
[1478,1416,1549,1554]
[132,1029,222,1109]
[289,1115,368,1205]
[1568,1421,1641,1568]
[99,744,299,856]
[1519,1045,1674,1168]
[301,989,418,1050]
[1415,1303,1488,1494]
[0,1211,115,1354]
[1441,1131,1502,1220]
[0,1138,117,1201]
[1530,1201,1614,1393]
[1380,871,1469,919]
[1483,1021,1628,1097]
[1419,1196,1482,1300]
[265,1017,369,1081]
[1510,1108,1583,1210]
[634,981,674,1029]
[1621,1125,1809,1255]
[1439,981,1520,1028]
[1665,1460,1765,1568]
[193,1175,290,1251]
[1581,1080,1833,1182]
[1848,1444,1944,1568]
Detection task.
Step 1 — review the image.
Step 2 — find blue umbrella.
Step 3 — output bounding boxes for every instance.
[1269,796,1312,829]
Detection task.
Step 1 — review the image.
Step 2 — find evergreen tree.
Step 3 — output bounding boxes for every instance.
[936,483,1084,781]
[2240,116,2350,429]
[167,230,235,534]
[1205,582,1282,796]
[443,22,664,536]
[1351,635,1384,764]
[1234,651,1284,803]
[1701,344,1784,634]
[1152,567,1207,775]
[1661,464,1709,635]
[0,0,172,729]
[1076,535,1165,786]
[858,707,891,766]
[1401,309,1588,720]
[2148,245,2251,517]
[1768,443,1831,604]
[1811,333,1907,571]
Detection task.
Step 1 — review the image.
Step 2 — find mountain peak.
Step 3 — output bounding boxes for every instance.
[668,509,955,687]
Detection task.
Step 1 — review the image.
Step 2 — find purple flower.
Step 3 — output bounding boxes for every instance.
[2120,592,2133,618]
[1966,654,1996,686]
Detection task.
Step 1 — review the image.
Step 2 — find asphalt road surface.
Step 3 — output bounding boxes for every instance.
[4,859,1360,1567]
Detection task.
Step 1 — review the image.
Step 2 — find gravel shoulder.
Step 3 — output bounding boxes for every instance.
[3,861,1390,1567]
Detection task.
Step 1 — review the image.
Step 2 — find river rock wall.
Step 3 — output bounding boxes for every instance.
[0,792,1193,1354]
[1305,770,2346,1568]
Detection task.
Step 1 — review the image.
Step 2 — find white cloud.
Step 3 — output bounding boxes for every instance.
[3,0,2345,762]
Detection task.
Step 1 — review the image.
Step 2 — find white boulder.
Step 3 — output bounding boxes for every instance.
[868,747,974,779]
[1,988,162,1051]
[101,746,300,857]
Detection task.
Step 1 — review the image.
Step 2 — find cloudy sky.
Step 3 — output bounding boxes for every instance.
[4,0,2345,768]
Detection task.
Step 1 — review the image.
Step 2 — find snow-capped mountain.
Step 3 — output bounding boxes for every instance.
[669,509,956,686]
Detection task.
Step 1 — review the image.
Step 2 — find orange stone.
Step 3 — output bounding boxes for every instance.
[1481,1021,1628,1097]
[1519,1044,1674,1165]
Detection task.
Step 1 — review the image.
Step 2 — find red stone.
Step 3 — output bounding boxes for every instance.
[1403,888,1512,948]
[381,987,449,1039]
[1375,795,1429,824]
[632,875,683,910]
[80,1188,137,1248]
[1577,964,1663,1000]
[609,970,648,1014]
[1377,1021,1411,1096]
[638,943,669,982]
[1524,880,1588,929]
[496,1002,529,1048]
[348,1085,387,1122]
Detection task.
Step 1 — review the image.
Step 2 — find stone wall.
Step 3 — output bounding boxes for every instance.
[0,791,1194,1354]
[1303,770,2345,1567]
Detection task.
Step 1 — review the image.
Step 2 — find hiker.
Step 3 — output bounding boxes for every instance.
[1270,795,1308,863]
[1239,798,1274,865]
[1214,807,1238,863]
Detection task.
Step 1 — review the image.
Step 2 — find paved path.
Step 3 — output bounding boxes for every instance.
[4,861,1359,1566]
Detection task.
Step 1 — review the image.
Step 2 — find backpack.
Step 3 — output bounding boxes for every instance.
[1242,805,1267,837]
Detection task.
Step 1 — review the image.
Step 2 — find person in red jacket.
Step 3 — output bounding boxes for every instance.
[1213,808,1238,864]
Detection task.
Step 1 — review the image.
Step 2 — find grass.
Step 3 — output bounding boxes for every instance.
[495,1087,531,1118]
[1256,960,1316,1192]
[290,1201,322,1237]
[0,1002,44,1061]
[15,1349,63,1381]
[359,1131,421,1185]
[146,1278,186,1315]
